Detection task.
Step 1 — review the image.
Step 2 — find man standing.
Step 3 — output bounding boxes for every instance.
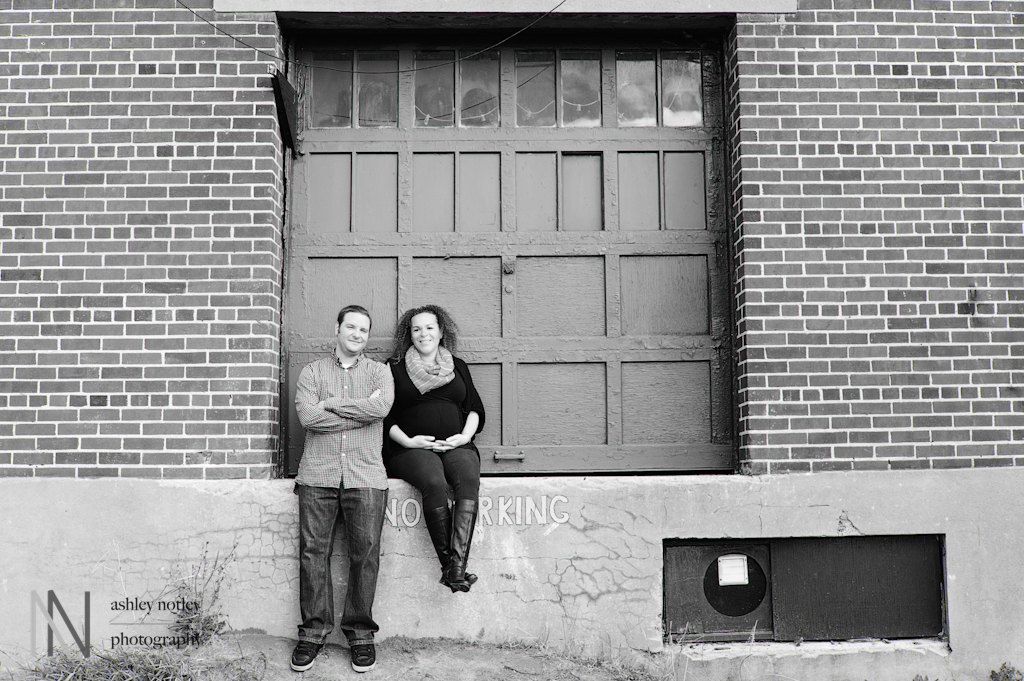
[292,305,394,673]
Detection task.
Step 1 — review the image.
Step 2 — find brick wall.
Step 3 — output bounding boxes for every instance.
[730,1,1024,473]
[4,0,1022,480]
[0,0,284,478]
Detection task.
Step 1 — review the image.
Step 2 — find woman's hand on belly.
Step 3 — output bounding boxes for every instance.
[442,432,471,448]
[406,434,455,452]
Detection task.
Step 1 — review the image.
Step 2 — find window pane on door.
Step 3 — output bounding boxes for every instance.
[460,51,500,127]
[357,52,398,127]
[662,51,703,127]
[415,51,455,127]
[516,50,556,127]
[616,52,657,127]
[561,51,601,128]
[311,51,352,128]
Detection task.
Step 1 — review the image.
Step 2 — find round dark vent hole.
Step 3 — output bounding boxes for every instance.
[702,553,768,617]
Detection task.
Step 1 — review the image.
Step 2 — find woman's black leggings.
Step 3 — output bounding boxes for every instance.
[386,446,480,510]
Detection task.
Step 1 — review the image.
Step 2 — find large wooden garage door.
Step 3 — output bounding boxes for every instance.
[284,35,732,475]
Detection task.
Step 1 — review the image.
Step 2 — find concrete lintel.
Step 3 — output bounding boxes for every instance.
[214,0,798,15]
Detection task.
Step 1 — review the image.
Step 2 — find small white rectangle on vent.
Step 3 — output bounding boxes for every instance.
[718,554,749,586]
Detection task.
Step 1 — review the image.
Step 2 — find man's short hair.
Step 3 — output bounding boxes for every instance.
[337,305,372,329]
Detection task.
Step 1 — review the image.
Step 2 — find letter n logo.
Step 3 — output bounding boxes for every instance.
[30,591,91,658]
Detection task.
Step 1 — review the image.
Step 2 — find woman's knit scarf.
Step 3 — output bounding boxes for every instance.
[405,345,455,394]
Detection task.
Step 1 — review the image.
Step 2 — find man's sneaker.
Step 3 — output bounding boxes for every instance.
[290,641,323,672]
[349,643,376,673]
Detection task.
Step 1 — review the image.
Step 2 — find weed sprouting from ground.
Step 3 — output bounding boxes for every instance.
[992,663,1024,681]
[496,600,664,681]
[910,664,1022,681]
[572,650,663,681]
[165,544,235,646]
[25,645,265,681]
[497,637,662,681]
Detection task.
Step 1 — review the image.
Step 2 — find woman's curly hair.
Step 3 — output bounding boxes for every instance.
[390,304,460,361]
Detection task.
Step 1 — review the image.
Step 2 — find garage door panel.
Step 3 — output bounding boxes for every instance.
[618,152,660,231]
[665,152,706,230]
[410,257,502,337]
[621,255,708,336]
[459,153,501,232]
[412,153,455,232]
[516,153,557,231]
[622,361,711,444]
[563,153,603,231]
[353,153,398,232]
[468,363,501,447]
[285,351,317,474]
[300,258,398,342]
[307,153,351,236]
[484,444,732,473]
[518,363,606,445]
[516,256,605,337]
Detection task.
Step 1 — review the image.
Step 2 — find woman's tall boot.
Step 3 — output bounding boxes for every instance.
[424,504,476,591]
[423,505,452,569]
[444,499,478,593]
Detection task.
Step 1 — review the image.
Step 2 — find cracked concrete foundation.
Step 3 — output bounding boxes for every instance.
[1,469,1022,679]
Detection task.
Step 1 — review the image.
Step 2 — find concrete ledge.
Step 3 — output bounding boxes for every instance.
[672,639,952,681]
[1,469,1021,679]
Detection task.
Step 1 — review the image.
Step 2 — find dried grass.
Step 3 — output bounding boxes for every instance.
[24,642,265,681]
[164,545,234,646]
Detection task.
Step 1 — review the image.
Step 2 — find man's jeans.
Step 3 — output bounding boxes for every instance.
[296,484,387,646]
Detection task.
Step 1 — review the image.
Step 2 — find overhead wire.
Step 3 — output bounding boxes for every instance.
[173,0,572,76]
[172,0,698,127]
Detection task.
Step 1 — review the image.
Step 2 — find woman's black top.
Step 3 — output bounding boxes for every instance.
[383,356,486,462]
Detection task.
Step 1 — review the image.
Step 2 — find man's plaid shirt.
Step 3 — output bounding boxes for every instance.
[294,352,395,489]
